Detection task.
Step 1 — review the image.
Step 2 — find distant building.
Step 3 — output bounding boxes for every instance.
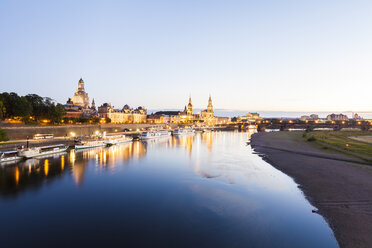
[71,78,90,108]
[353,113,363,120]
[64,78,97,118]
[200,95,214,124]
[147,95,229,125]
[147,111,183,124]
[98,103,147,123]
[327,113,348,121]
[237,112,263,123]
[300,114,319,121]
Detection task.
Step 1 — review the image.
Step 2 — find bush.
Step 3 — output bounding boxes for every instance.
[307,136,317,142]
[0,128,9,141]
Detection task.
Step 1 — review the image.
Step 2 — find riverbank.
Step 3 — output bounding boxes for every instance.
[0,123,174,140]
[251,131,372,248]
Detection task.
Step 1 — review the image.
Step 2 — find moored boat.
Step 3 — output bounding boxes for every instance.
[0,151,22,163]
[140,130,171,139]
[172,128,195,136]
[104,134,132,146]
[18,144,69,159]
[74,140,106,150]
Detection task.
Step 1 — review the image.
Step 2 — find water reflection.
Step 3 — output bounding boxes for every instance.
[0,141,148,196]
[0,131,261,197]
[0,131,338,248]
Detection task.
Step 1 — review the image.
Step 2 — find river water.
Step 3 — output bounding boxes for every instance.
[0,131,338,248]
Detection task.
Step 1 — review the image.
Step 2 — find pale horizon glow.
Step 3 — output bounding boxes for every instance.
[1,0,372,113]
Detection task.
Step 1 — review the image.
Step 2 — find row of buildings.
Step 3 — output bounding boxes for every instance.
[147,96,230,125]
[301,113,362,121]
[64,78,147,123]
[63,78,246,125]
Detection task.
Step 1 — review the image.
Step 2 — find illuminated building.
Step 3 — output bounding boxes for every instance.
[237,112,263,123]
[327,113,349,121]
[300,114,319,121]
[98,103,147,123]
[64,78,97,118]
[147,95,230,125]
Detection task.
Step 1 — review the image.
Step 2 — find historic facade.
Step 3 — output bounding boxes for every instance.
[98,103,147,123]
[237,113,263,123]
[71,78,90,108]
[64,78,97,118]
[147,95,229,125]
[201,95,214,119]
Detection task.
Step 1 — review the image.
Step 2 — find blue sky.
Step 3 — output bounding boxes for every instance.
[1,0,372,112]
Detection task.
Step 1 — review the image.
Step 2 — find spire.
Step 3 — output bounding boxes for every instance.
[207,94,213,113]
[189,95,192,104]
[78,77,85,90]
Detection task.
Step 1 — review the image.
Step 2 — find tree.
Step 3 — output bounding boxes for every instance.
[0,101,5,120]
[0,92,31,118]
[105,117,111,123]
[25,94,45,120]
[49,104,66,124]
[0,128,8,141]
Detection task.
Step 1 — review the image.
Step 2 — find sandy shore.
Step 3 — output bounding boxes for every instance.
[251,132,372,248]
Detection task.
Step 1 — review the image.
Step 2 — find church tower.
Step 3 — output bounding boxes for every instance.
[70,77,90,109]
[207,95,213,113]
[91,98,96,110]
[78,78,85,90]
[187,96,193,116]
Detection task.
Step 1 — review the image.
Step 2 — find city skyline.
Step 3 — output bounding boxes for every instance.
[2,1,372,112]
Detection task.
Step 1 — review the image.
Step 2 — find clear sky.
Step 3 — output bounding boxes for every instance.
[1,0,372,112]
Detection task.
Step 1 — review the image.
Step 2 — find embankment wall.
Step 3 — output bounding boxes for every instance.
[2,123,177,140]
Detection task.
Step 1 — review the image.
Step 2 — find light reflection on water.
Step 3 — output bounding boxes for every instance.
[0,131,338,248]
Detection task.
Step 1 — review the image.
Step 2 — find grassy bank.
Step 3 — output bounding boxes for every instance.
[303,130,372,162]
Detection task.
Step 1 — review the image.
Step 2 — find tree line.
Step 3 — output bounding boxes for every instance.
[0,92,66,124]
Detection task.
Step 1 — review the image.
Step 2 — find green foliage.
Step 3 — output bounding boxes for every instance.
[307,131,372,160]
[0,92,32,118]
[0,92,67,124]
[306,136,316,142]
[0,128,8,141]
[105,117,111,123]
[92,118,100,123]
[49,104,66,124]
[0,101,5,120]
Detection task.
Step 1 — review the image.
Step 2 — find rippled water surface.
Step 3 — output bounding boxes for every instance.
[0,131,338,248]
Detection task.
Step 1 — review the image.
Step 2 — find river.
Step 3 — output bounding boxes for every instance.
[0,131,338,247]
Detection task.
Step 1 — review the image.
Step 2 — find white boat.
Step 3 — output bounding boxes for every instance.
[140,130,171,139]
[104,134,132,146]
[74,140,106,150]
[0,151,22,163]
[18,144,69,159]
[173,128,195,136]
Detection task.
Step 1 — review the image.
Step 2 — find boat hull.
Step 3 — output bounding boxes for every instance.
[18,147,69,159]
[140,134,171,140]
[105,138,132,146]
[0,156,22,163]
[74,143,106,150]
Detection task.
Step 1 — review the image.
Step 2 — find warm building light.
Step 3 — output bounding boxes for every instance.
[44,159,49,176]
[70,132,76,137]
[15,167,20,185]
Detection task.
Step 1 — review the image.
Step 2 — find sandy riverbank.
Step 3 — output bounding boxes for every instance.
[251,132,372,248]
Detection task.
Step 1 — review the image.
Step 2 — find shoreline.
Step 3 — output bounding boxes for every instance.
[251,131,372,248]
